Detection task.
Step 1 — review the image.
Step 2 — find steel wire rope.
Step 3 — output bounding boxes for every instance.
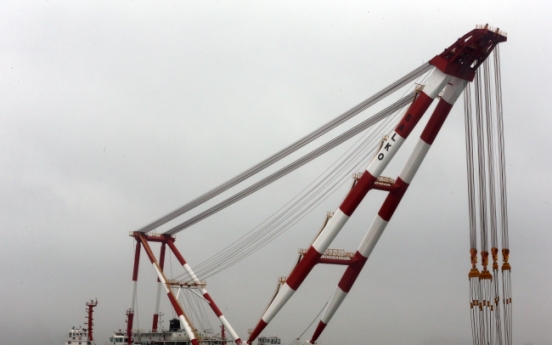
[474,70,491,345]
[188,136,369,279]
[135,287,140,333]
[289,301,329,345]
[464,81,481,345]
[164,94,416,235]
[493,45,509,250]
[168,253,179,321]
[185,98,407,277]
[181,291,202,331]
[197,293,214,333]
[199,116,404,279]
[483,59,499,251]
[493,45,512,345]
[186,77,427,279]
[176,71,429,279]
[136,63,433,234]
[465,45,511,345]
[181,106,402,279]
[474,71,489,254]
[179,113,390,275]
[191,130,377,277]
[191,290,212,333]
[485,57,505,345]
[464,81,477,250]
[191,100,410,279]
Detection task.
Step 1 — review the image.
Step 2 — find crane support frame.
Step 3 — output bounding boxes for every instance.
[126,232,243,345]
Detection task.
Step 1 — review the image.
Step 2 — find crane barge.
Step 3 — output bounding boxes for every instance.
[113,25,511,345]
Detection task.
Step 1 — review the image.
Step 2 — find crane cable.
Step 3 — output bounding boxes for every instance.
[134,63,433,234]
[290,301,328,345]
[193,100,407,279]
[494,44,512,345]
[174,72,430,280]
[164,92,417,235]
[464,45,511,345]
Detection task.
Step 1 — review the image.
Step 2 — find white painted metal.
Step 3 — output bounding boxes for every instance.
[442,77,467,104]
[219,315,240,341]
[367,133,406,177]
[261,283,295,322]
[321,288,348,324]
[183,263,200,283]
[129,281,137,313]
[182,262,242,342]
[358,216,389,257]
[151,262,197,342]
[154,281,162,319]
[423,68,452,98]
[312,209,349,253]
[400,140,431,184]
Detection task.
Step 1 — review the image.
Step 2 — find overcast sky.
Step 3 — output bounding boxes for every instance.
[1,1,551,345]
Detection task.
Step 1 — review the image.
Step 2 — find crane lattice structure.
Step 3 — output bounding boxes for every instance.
[123,25,511,345]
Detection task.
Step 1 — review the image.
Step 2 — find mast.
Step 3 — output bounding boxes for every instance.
[85,299,98,342]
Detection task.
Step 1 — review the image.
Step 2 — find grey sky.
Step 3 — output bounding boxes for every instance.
[1,1,551,345]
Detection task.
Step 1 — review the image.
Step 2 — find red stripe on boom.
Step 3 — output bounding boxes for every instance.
[311,321,328,343]
[167,240,187,266]
[420,99,454,145]
[167,292,184,316]
[337,252,369,292]
[340,171,377,216]
[394,92,433,138]
[203,293,223,317]
[286,246,323,290]
[132,242,141,280]
[157,243,166,283]
[378,178,409,221]
[247,320,268,344]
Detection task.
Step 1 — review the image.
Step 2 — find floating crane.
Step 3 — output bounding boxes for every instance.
[123,25,510,345]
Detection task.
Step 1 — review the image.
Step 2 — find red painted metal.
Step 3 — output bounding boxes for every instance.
[249,320,268,344]
[221,324,227,345]
[285,247,323,290]
[420,100,454,144]
[378,178,409,221]
[311,321,327,344]
[166,239,187,266]
[429,26,506,81]
[393,92,433,138]
[152,314,159,333]
[337,253,369,292]
[127,241,141,345]
[126,309,133,345]
[339,91,431,216]
[340,172,377,216]
[204,293,223,317]
[152,242,166,332]
[131,241,141,281]
[158,242,167,280]
[85,299,98,341]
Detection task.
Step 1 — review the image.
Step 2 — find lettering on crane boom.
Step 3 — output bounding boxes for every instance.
[377,133,398,161]
[396,113,412,134]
